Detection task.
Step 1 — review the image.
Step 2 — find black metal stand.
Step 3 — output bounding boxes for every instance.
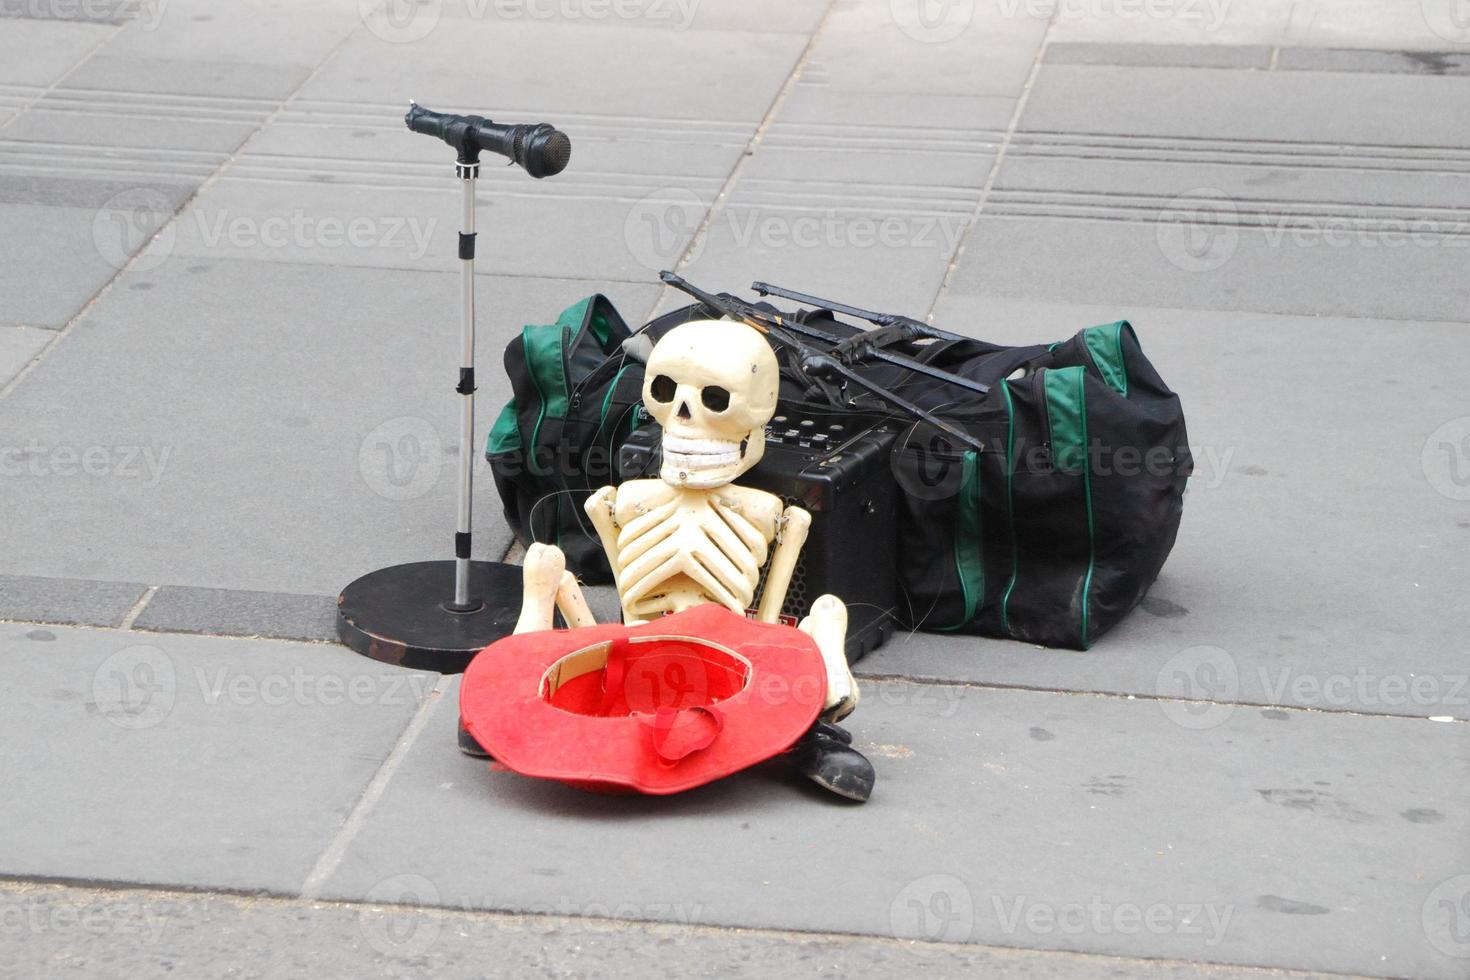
[337,144,520,672]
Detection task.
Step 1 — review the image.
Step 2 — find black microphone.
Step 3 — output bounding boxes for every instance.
[405,102,571,178]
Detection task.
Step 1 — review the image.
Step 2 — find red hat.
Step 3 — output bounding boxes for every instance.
[460,604,828,794]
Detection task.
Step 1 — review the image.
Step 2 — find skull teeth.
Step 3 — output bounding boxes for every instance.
[663,435,742,471]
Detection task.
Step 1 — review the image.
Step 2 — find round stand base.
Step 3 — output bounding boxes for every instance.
[337,560,522,673]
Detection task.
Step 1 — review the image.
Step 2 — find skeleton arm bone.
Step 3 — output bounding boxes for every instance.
[583,485,622,588]
[756,505,811,624]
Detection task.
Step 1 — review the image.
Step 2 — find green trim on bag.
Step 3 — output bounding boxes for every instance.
[1044,367,1088,476]
[1083,321,1130,397]
[937,450,984,631]
[522,322,569,451]
[486,400,522,455]
[1043,366,1097,648]
[1000,380,1018,634]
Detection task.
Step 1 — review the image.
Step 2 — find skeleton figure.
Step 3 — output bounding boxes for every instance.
[506,320,872,799]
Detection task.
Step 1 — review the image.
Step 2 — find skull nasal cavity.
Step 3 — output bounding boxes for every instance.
[677,401,691,420]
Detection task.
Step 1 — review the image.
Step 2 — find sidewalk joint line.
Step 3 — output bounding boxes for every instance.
[299,673,453,899]
[926,13,1057,324]
[117,585,158,630]
[655,0,840,306]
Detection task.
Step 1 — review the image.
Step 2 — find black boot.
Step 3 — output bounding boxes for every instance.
[790,720,874,802]
[457,719,492,759]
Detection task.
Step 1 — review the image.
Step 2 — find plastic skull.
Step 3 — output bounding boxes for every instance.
[642,320,779,489]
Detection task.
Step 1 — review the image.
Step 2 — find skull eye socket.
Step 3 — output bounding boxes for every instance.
[701,386,731,412]
[649,374,676,403]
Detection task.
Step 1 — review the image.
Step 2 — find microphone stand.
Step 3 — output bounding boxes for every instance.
[337,109,546,672]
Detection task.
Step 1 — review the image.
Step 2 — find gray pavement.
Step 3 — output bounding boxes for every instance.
[2,1,1469,977]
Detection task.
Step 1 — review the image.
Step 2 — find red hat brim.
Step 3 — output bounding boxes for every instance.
[460,605,828,794]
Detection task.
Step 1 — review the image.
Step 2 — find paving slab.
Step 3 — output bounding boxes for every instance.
[132,585,338,642]
[1044,43,1275,70]
[92,0,358,68]
[0,324,50,385]
[0,881,1327,980]
[295,18,808,122]
[1038,0,1449,49]
[946,211,1470,323]
[0,17,114,87]
[0,256,658,594]
[318,674,1470,978]
[855,299,1470,719]
[0,573,145,627]
[1020,64,1470,149]
[0,202,135,329]
[0,623,435,892]
[808,0,1047,98]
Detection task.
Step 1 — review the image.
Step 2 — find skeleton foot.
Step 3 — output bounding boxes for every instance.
[515,542,566,634]
[790,720,874,803]
[799,594,858,721]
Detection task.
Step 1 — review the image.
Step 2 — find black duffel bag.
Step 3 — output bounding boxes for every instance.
[488,294,1190,649]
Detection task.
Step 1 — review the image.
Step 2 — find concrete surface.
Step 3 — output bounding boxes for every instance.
[1,0,1468,977]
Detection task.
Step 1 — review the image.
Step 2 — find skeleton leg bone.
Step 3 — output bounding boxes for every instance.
[798,593,859,720]
[515,542,566,634]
